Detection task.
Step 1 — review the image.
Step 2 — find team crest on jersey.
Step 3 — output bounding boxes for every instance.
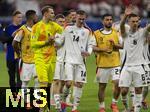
[81,31,85,36]
[98,37,103,44]
[99,37,103,41]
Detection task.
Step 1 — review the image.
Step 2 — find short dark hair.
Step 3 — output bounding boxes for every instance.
[55,14,65,20]
[63,9,76,16]
[76,10,86,16]
[12,10,21,16]
[128,13,139,19]
[102,14,113,20]
[41,5,53,15]
[25,10,36,20]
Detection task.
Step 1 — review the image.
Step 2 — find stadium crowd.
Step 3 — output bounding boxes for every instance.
[0,0,150,18]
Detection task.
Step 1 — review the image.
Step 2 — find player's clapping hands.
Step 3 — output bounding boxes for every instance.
[45,34,55,45]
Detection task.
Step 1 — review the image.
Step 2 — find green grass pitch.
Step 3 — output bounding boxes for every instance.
[0,52,149,112]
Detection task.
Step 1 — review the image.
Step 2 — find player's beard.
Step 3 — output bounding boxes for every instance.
[72,19,76,23]
[132,25,138,32]
[33,20,38,24]
[105,24,112,29]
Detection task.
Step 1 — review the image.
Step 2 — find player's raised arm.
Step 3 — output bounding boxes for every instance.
[144,24,150,37]
[147,24,150,32]
[120,5,133,38]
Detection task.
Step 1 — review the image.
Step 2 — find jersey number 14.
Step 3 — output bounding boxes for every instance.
[73,35,79,42]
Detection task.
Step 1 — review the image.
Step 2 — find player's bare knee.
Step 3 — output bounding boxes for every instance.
[135,87,142,94]
[74,82,83,88]
[121,87,128,96]
[113,80,119,86]
[66,81,72,88]
[54,80,59,85]
[61,80,65,85]
[114,83,120,90]
[99,83,107,90]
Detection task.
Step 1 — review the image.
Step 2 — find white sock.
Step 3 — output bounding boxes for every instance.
[99,102,105,108]
[134,94,142,112]
[54,94,61,109]
[63,86,70,101]
[66,89,72,103]
[121,95,129,110]
[112,98,118,104]
[60,93,63,101]
[130,87,135,106]
[72,86,83,111]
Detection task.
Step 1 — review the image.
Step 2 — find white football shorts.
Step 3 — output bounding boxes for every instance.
[96,66,121,83]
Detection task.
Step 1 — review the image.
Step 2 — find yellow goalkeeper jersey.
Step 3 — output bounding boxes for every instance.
[31,20,63,63]
[94,28,121,68]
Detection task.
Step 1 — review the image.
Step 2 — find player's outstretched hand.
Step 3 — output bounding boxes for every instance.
[125,4,133,16]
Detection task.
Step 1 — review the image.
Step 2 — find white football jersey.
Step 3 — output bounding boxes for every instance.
[123,27,148,66]
[113,21,130,44]
[56,25,96,64]
[113,21,130,63]
[56,45,65,62]
[143,39,150,64]
[55,33,66,62]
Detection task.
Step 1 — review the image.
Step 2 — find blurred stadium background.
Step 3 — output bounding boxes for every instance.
[0,0,150,112]
[0,0,150,50]
[0,0,150,28]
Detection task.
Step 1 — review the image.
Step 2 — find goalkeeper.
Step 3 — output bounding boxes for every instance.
[31,5,63,111]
